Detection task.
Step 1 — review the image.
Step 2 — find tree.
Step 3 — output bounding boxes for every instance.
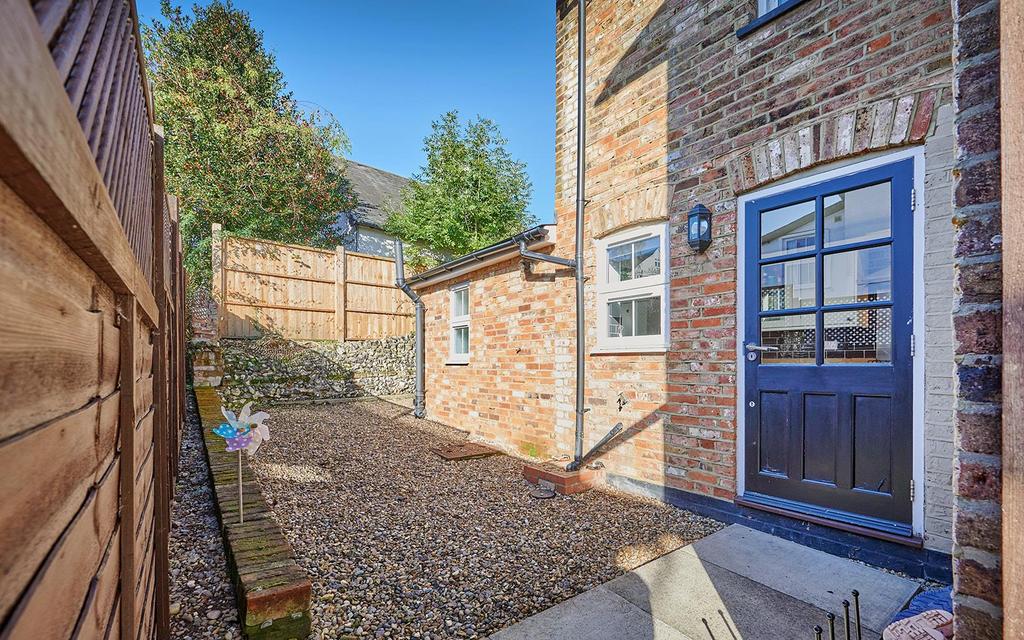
[386,111,535,269]
[143,0,353,288]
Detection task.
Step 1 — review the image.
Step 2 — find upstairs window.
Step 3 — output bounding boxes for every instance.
[449,284,470,363]
[595,222,670,352]
[758,0,781,15]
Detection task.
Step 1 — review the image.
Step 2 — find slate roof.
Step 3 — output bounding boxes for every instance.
[341,160,411,230]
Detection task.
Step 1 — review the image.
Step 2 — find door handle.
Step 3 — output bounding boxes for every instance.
[745,343,779,352]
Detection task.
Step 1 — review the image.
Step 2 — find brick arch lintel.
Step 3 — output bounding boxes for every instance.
[592,182,671,239]
[724,87,946,195]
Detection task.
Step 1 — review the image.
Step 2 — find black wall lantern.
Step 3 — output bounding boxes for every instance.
[687,204,712,252]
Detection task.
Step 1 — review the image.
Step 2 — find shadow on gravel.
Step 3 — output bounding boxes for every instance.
[168,388,242,639]
[248,399,723,639]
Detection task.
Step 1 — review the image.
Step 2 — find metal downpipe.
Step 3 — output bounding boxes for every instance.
[394,241,425,418]
[571,0,588,470]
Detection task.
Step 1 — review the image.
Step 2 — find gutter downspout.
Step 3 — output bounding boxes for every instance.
[394,241,425,418]
[521,0,588,471]
[518,238,575,269]
[569,0,588,471]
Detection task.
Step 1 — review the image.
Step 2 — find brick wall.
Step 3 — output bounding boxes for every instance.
[554,0,953,502]
[950,0,1003,635]
[421,0,960,553]
[419,255,575,458]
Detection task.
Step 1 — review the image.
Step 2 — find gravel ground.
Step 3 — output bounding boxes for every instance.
[169,391,242,639]
[250,400,724,639]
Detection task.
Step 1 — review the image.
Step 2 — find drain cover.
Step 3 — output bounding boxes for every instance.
[530,487,556,499]
[431,442,500,461]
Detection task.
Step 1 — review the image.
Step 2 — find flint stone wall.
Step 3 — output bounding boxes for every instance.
[216,335,414,406]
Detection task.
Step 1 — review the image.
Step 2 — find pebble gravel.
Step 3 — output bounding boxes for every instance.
[250,400,724,639]
[169,391,242,639]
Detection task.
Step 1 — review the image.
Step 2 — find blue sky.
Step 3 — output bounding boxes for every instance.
[137,1,557,223]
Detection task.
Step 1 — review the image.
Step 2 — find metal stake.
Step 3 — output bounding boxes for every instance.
[842,600,852,640]
[238,449,244,524]
[851,590,862,640]
[814,625,823,640]
[826,613,836,640]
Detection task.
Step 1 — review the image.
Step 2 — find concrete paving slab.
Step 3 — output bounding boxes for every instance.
[681,525,919,632]
[490,525,917,640]
[604,546,842,640]
[489,585,692,640]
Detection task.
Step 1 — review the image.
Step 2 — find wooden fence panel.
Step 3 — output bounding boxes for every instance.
[0,2,183,640]
[216,230,415,341]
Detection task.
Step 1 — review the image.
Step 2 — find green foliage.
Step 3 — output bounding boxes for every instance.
[385,111,536,270]
[143,0,353,288]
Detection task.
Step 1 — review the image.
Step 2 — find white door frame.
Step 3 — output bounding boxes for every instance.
[734,147,926,537]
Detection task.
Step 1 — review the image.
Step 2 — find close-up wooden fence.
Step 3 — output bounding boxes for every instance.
[1,1,184,638]
[212,225,415,341]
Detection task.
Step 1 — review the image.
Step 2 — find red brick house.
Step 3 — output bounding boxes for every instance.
[405,0,1007,635]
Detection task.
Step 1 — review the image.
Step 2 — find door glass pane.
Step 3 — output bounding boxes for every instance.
[634,237,661,278]
[634,297,661,336]
[608,244,632,282]
[823,182,891,247]
[761,200,816,259]
[760,313,816,363]
[823,307,892,363]
[453,288,469,317]
[608,300,632,337]
[824,246,892,305]
[453,326,469,355]
[761,257,815,310]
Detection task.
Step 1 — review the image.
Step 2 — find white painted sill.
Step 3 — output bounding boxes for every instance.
[591,346,669,356]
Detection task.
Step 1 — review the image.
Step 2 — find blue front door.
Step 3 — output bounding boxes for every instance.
[743,159,915,536]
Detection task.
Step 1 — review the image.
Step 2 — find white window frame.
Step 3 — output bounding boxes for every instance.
[449,283,470,364]
[594,221,670,353]
[758,0,782,16]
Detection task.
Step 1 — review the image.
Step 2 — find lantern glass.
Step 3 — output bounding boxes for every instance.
[687,205,712,251]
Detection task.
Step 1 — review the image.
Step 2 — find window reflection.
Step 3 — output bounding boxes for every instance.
[824,246,892,305]
[608,297,661,337]
[761,200,816,259]
[608,236,660,283]
[824,182,891,247]
[761,257,816,311]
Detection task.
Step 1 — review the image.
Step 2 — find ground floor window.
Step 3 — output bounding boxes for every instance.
[607,295,662,338]
[449,284,470,363]
[595,221,669,352]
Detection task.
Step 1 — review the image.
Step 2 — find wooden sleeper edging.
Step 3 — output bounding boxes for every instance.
[193,386,312,639]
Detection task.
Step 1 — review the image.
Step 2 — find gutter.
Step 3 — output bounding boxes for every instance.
[406,225,553,288]
[394,241,425,418]
[518,237,574,269]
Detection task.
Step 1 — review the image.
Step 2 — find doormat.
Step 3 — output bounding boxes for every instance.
[431,442,500,461]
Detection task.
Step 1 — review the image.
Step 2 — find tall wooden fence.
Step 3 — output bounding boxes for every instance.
[212,226,415,341]
[0,1,184,639]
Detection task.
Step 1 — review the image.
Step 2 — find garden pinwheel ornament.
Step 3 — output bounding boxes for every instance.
[213,402,270,523]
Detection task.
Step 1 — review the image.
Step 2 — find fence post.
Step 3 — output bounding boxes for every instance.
[335,245,347,341]
[150,127,171,640]
[117,294,137,640]
[212,223,225,338]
